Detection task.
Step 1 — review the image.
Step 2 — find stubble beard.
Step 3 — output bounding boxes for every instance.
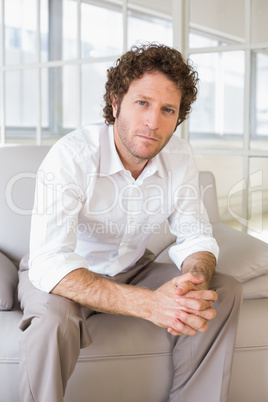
[115,115,173,162]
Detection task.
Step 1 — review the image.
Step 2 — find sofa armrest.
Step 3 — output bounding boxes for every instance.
[0,252,18,310]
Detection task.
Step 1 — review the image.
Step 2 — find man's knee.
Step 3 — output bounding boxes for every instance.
[20,291,81,335]
[211,272,243,312]
[134,261,179,288]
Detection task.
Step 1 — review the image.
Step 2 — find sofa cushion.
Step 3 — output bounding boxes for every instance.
[0,252,18,310]
[242,273,268,299]
[213,222,268,282]
[234,298,268,348]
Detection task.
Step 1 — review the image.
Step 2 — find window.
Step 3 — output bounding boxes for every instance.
[251,50,268,146]
[189,51,245,149]
[187,0,268,242]
[128,10,172,48]
[1,0,172,144]
[81,2,123,58]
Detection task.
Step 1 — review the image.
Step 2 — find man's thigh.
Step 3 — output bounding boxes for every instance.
[128,260,181,290]
[18,269,91,348]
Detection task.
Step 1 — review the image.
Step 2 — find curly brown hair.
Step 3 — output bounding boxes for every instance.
[103,43,198,129]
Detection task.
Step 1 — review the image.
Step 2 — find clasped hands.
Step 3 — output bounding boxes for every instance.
[153,272,218,337]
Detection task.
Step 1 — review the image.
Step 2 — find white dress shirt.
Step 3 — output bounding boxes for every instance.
[29,123,219,293]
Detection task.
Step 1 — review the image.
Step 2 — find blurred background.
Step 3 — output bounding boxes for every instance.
[0,0,267,242]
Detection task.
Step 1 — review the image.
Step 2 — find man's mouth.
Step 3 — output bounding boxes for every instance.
[137,134,158,142]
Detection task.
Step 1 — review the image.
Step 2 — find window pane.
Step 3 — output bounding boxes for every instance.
[41,65,78,141]
[251,51,268,150]
[5,69,37,143]
[128,11,172,48]
[41,66,66,140]
[6,69,37,127]
[41,67,49,130]
[42,0,77,62]
[81,2,122,58]
[189,51,245,149]
[63,65,78,129]
[62,0,77,60]
[189,0,246,47]
[195,155,244,226]
[40,0,49,62]
[81,61,111,125]
[189,32,228,49]
[5,0,37,65]
[251,0,268,43]
[128,0,172,16]
[0,4,2,65]
[248,157,268,243]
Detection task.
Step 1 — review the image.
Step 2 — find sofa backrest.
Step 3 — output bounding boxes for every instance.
[198,171,219,224]
[0,145,50,264]
[0,145,219,264]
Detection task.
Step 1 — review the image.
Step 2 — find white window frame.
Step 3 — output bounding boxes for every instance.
[0,0,172,145]
[178,0,268,235]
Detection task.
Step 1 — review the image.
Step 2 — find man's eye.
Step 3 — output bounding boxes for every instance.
[164,108,174,114]
[137,101,146,106]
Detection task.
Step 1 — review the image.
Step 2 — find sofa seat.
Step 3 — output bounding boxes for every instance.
[66,314,173,402]
[0,301,174,402]
[228,298,268,402]
[0,303,21,402]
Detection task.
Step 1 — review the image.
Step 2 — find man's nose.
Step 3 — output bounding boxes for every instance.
[144,109,160,131]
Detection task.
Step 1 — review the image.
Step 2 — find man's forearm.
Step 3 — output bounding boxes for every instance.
[51,268,153,320]
[181,251,216,290]
[51,267,210,336]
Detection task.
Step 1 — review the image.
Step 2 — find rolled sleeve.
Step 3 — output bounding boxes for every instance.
[168,235,219,270]
[29,251,88,293]
[167,144,219,270]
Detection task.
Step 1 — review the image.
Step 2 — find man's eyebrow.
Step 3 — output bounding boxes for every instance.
[134,95,180,111]
[164,103,180,111]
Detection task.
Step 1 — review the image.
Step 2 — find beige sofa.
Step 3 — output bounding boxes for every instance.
[0,145,268,402]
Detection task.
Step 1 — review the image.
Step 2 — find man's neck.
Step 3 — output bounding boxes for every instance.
[121,157,149,180]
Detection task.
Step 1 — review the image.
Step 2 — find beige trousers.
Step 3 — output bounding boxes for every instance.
[18,252,243,402]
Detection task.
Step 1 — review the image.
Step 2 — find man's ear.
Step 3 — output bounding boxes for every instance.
[111,95,118,119]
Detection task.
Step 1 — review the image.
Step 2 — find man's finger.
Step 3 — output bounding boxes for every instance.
[183,289,218,302]
[176,296,213,311]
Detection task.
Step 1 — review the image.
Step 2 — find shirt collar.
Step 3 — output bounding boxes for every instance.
[100,124,165,179]
[140,155,165,180]
[153,154,165,179]
[100,124,125,176]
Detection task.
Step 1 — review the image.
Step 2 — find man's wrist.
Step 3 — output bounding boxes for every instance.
[181,251,216,289]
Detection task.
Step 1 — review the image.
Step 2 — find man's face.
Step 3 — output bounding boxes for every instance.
[112,72,182,167]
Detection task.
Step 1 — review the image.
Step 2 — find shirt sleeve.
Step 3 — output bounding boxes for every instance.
[28,140,89,293]
[167,146,219,270]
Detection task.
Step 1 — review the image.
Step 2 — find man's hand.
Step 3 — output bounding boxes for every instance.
[163,251,217,336]
[152,273,217,336]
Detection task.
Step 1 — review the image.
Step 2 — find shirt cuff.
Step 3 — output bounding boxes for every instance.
[168,236,219,270]
[29,252,88,293]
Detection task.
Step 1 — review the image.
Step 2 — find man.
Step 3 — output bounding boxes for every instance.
[18,43,242,401]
